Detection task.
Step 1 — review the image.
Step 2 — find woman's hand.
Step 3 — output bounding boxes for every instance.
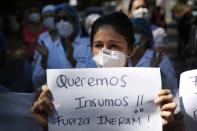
[31,85,54,131]
[36,41,48,59]
[154,89,177,126]
[36,41,48,69]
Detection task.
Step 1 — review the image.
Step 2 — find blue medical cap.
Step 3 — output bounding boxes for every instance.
[56,3,80,34]
[131,18,153,43]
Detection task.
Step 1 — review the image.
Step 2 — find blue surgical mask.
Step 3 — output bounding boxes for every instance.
[43,17,55,30]
[29,13,41,23]
[134,33,141,45]
[56,20,74,38]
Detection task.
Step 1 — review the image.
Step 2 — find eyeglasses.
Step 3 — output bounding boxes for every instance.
[55,16,69,22]
[43,13,54,18]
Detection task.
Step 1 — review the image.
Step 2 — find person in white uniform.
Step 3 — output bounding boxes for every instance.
[130,19,182,125]
[32,4,91,89]
[131,17,178,98]
[128,0,169,54]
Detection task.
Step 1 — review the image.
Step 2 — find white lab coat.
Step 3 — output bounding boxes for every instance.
[130,49,178,97]
[32,31,92,89]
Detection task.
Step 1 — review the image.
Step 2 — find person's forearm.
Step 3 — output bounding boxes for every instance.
[32,71,46,89]
[163,112,185,131]
[41,56,48,70]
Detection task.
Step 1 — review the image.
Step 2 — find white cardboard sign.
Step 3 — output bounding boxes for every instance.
[47,67,162,131]
[180,69,197,121]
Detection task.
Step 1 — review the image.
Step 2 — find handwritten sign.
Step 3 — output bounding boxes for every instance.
[180,69,197,121]
[47,67,162,131]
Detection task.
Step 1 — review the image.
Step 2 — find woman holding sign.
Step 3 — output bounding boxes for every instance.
[31,12,181,131]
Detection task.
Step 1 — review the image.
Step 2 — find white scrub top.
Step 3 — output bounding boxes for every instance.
[32,31,92,89]
[130,49,178,97]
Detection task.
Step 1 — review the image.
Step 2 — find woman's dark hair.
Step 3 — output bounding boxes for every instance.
[90,11,134,48]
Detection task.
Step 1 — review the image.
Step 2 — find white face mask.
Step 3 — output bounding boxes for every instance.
[56,20,74,38]
[132,7,149,20]
[93,48,126,68]
[29,13,41,23]
[43,17,55,30]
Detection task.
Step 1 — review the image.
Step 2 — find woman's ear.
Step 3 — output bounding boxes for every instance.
[128,11,132,19]
[129,46,136,57]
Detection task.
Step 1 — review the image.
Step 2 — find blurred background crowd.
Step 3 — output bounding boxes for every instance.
[0,0,197,93]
